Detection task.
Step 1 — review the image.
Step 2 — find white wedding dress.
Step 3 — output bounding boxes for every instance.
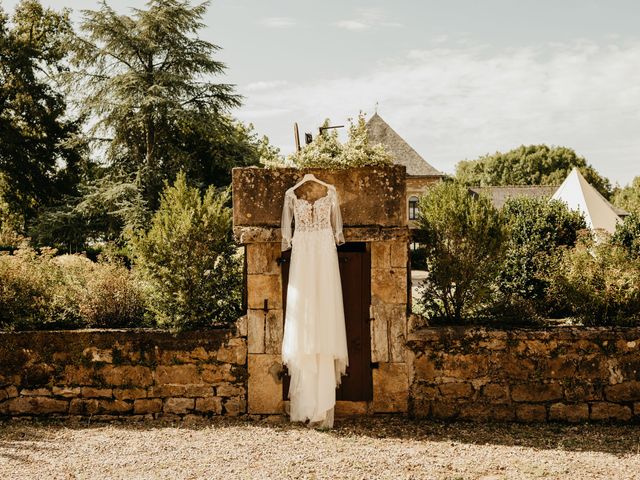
[280,183,349,428]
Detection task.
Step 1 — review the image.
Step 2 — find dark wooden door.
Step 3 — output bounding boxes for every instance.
[279,242,373,401]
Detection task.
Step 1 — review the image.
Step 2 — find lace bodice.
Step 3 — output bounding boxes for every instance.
[281,184,345,251]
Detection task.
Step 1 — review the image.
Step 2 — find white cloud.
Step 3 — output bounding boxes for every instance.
[259,17,296,28]
[333,7,403,31]
[244,80,289,92]
[238,40,640,186]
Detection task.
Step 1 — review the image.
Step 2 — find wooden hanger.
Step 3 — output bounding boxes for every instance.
[288,173,332,192]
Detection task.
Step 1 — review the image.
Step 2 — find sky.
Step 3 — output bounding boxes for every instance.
[3,0,640,186]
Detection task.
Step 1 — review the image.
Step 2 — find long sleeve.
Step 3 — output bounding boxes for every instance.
[330,188,345,246]
[281,191,294,251]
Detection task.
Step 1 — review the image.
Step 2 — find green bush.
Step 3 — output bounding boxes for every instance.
[494,197,587,320]
[130,172,243,331]
[549,238,640,326]
[415,181,506,323]
[611,213,640,259]
[0,246,147,330]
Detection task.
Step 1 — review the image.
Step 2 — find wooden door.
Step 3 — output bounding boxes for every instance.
[279,242,373,401]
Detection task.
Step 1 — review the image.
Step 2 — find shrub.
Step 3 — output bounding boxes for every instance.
[494,197,587,320]
[549,238,640,326]
[130,172,243,331]
[415,181,506,323]
[611,213,640,259]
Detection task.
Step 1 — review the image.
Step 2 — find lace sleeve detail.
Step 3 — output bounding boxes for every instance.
[281,191,294,251]
[330,187,345,246]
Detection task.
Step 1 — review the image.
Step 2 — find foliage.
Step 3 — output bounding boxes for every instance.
[130,172,242,330]
[612,176,640,215]
[66,0,251,210]
[0,246,147,330]
[493,197,587,319]
[548,238,640,326]
[415,181,506,323]
[455,145,612,198]
[0,0,86,228]
[282,113,392,168]
[611,213,640,259]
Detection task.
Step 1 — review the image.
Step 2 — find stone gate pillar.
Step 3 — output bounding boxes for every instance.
[232,166,410,416]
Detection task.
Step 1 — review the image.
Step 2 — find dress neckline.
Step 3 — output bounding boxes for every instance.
[292,188,331,206]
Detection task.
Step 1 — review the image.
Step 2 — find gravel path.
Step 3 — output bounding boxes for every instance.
[1,416,639,479]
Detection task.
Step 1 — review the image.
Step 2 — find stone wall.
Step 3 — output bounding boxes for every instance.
[408,326,640,423]
[0,329,247,419]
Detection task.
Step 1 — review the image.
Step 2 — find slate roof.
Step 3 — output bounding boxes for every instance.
[366,113,442,177]
[468,185,559,209]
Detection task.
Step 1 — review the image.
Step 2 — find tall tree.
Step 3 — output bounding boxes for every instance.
[455,145,612,198]
[68,0,255,208]
[0,0,84,230]
[612,176,640,215]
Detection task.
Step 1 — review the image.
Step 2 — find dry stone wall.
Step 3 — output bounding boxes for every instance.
[408,326,640,423]
[0,329,247,420]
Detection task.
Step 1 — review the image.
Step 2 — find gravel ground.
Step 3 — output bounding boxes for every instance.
[1,416,639,479]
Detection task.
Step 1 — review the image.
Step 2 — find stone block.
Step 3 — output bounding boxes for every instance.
[100,365,153,387]
[443,354,489,379]
[98,399,132,414]
[201,364,235,383]
[8,397,69,415]
[217,341,247,365]
[335,401,370,416]
[163,398,194,414]
[247,274,282,309]
[246,242,282,275]
[430,402,460,419]
[373,362,408,413]
[235,315,248,337]
[148,385,187,398]
[493,354,536,380]
[224,397,245,416]
[372,304,406,363]
[248,354,283,414]
[516,404,547,422]
[549,403,589,423]
[5,385,18,398]
[546,357,578,379]
[134,398,163,414]
[481,384,509,404]
[412,354,440,380]
[20,388,52,397]
[183,384,215,398]
[247,310,265,354]
[154,365,201,385]
[370,311,389,363]
[195,396,223,414]
[216,384,245,397]
[590,402,632,421]
[61,365,93,386]
[371,268,407,305]
[564,382,602,402]
[264,310,284,355]
[604,381,640,402]
[438,382,474,399]
[82,347,113,363]
[69,398,99,415]
[371,241,391,268]
[459,403,515,422]
[81,387,113,398]
[52,386,81,398]
[511,383,562,403]
[113,388,147,401]
[390,241,408,268]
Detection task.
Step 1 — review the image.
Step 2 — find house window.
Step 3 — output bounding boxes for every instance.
[408,196,419,220]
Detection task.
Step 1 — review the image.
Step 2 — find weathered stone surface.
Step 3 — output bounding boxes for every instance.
[247,274,282,310]
[370,312,389,363]
[371,241,391,268]
[8,397,68,415]
[217,339,247,365]
[335,401,370,416]
[134,398,162,414]
[590,402,633,421]
[373,363,408,413]
[546,357,578,379]
[443,354,490,379]
[81,387,113,398]
[235,315,248,337]
[438,382,474,399]
[248,354,282,414]
[201,364,235,383]
[459,403,515,422]
[512,383,563,403]
[216,384,245,397]
[264,310,283,355]
[69,398,99,415]
[232,166,407,229]
[246,242,282,275]
[481,384,509,404]
[564,382,602,402]
[61,365,93,386]
[154,365,201,385]
[389,241,408,268]
[52,386,81,398]
[412,354,440,380]
[549,403,589,423]
[148,385,187,398]
[372,304,406,363]
[100,365,153,387]
[247,310,265,354]
[183,384,215,398]
[98,399,132,414]
[195,396,223,414]
[223,397,245,416]
[113,388,147,401]
[5,385,18,398]
[371,268,407,305]
[516,404,547,422]
[20,388,52,397]
[163,398,194,414]
[604,381,640,402]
